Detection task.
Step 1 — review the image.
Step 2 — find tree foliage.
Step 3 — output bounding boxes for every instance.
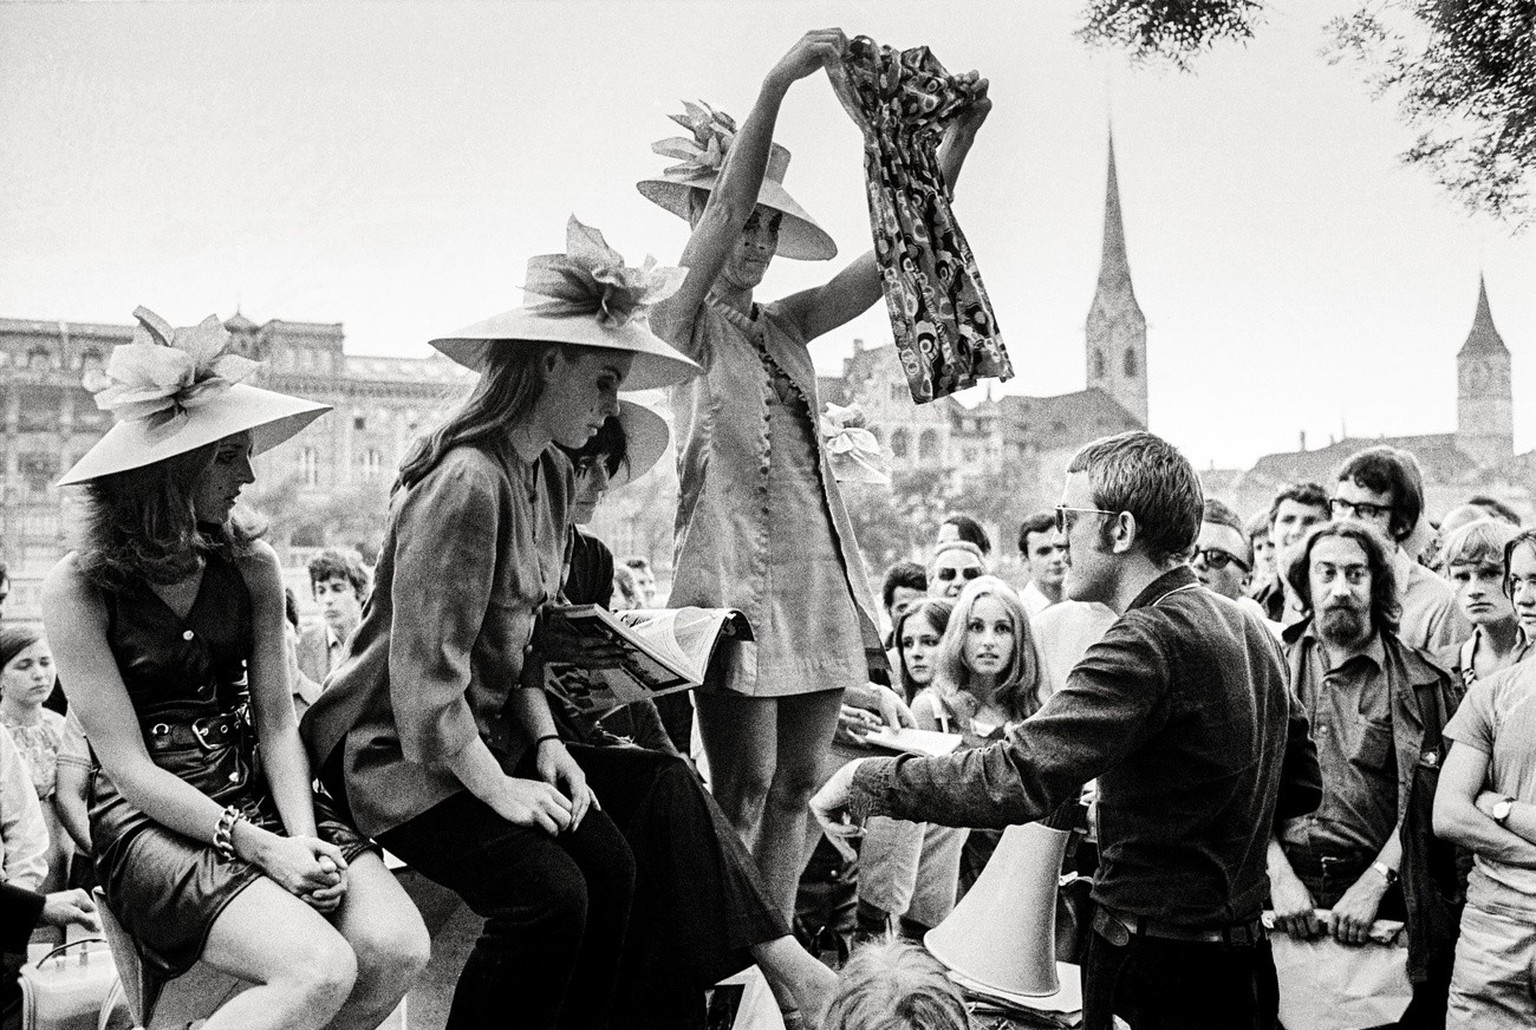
[1324,1,1534,227]
[1076,0,1264,70]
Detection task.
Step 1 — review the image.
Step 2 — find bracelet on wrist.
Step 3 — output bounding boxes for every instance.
[533,734,563,750]
[213,805,245,861]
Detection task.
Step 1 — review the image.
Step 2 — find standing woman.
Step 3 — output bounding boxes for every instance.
[641,28,992,915]
[301,220,701,1030]
[42,308,428,1030]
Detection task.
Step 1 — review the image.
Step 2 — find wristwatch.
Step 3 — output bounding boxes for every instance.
[1370,861,1399,886]
[1492,797,1516,826]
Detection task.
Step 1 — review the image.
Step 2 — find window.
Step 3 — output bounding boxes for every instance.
[919,430,939,460]
[1093,349,1106,378]
[78,348,103,372]
[1124,348,1138,377]
[300,447,319,488]
[19,454,57,498]
[18,388,62,432]
[891,428,910,458]
[353,415,367,431]
[27,346,52,370]
[361,448,383,481]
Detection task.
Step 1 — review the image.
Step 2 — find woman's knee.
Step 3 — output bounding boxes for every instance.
[349,913,431,987]
[282,934,359,1011]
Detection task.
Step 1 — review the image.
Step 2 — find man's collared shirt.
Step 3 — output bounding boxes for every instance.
[1020,580,1055,617]
[1395,547,1471,654]
[1281,625,1399,862]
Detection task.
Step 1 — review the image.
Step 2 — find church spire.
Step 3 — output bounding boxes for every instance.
[1097,130,1138,301]
[1085,128,1149,428]
[1459,272,1508,355]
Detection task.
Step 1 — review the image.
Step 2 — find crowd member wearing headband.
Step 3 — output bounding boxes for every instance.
[548,401,836,1028]
[302,219,700,1030]
[640,28,992,917]
[43,308,427,1030]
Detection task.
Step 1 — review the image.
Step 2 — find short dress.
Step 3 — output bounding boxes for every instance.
[670,298,878,698]
[89,548,371,979]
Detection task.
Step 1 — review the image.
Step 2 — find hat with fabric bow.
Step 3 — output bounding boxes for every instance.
[636,100,836,262]
[429,217,701,391]
[58,307,331,486]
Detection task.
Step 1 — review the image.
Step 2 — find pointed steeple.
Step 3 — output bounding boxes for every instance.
[1097,131,1139,304]
[1459,273,1507,355]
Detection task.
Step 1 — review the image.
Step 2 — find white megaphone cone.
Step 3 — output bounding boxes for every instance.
[924,820,1071,997]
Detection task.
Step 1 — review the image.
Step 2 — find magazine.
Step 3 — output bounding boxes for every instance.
[859,726,965,758]
[541,605,752,713]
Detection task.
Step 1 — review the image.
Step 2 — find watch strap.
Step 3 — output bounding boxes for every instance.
[1370,860,1399,886]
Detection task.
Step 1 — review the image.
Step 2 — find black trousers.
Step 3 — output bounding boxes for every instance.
[377,756,636,1030]
[1082,926,1277,1030]
[576,745,787,1029]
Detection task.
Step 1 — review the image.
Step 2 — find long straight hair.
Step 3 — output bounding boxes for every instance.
[891,598,954,702]
[396,341,568,493]
[75,441,263,591]
[932,575,1043,724]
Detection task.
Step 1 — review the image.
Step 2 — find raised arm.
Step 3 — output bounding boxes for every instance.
[779,75,992,344]
[649,29,848,350]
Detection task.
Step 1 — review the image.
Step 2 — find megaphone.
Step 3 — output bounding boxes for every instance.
[924,820,1071,997]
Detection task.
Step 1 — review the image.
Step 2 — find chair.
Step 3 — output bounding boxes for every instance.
[93,888,246,1030]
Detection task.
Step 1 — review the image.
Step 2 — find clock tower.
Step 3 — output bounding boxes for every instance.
[1456,275,1513,469]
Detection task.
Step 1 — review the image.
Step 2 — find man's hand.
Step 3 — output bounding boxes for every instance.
[532,610,625,669]
[1270,868,1322,940]
[1328,870,1389,945]
[536,738,598,830]
[40,888,100,934]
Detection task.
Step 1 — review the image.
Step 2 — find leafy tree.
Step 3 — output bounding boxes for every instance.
[1077,0,1264,70]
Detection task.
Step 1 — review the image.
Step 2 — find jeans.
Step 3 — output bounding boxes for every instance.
[1082,923,1277,1030]
[378,768,636,1030]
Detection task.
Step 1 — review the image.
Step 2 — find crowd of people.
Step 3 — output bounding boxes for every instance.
[1,25,1532,1030]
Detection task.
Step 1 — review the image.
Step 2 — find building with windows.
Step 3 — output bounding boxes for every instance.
[0,313,470,615]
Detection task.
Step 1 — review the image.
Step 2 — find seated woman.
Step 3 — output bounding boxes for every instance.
[549,401,836,1028]
[0,624,89,892]
[301,219,700,1030]
[44,308,428,1030]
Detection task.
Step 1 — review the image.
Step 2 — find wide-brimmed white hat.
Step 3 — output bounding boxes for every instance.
[610,400,670,489]
[636,101,837,262]
[58,307,331,486]
[430,217,701,391]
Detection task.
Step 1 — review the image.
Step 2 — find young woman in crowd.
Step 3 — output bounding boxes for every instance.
[1436,518,1530,695]
[642,28,992,918]
[822,939,972,1030]
[0,625,89,891]
[301,220,700,1030]
[913,576,1044,893]
[42,308,427,1030]
[545,401,836,1028]
[855,598,967,942]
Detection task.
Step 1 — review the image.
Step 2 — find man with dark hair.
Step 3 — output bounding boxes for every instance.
[1194,499,1253,601]
[297,547,370,687]
[1253,482,1332,623]
[1333,446,1469,652]
[816,431,1320,1030]
[1270,520,1461,1028]
[936,513,991,557]
[1017,510,1066,615]
[880,560,927,630]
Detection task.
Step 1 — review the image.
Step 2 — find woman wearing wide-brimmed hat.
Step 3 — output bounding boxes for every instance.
[301,218,700,1030]
[641,28,992,919]
[42,308,429,1030]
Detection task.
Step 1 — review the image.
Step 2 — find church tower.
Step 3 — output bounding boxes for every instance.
[1085,131,1148,427]
[1456,274,1514,468]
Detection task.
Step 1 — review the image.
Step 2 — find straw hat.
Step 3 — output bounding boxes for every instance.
[609,400,670,489]
[636,101,836,262]
[430,217,701,391]
[58,307,331,486]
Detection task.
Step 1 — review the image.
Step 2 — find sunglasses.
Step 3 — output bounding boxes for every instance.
[1193,547,1250,572]
[1055,505,1119,534]
[1330,498,1392,522]
[935,566,983,582]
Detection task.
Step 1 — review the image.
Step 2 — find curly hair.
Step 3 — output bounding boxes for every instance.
[307,548,371,599]
[933,576,1043,723]
[1285,521,1400,635]
[822,940,971,1030]
[73,442,263,592]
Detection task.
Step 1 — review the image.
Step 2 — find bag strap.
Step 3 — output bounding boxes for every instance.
[32,937,108,969]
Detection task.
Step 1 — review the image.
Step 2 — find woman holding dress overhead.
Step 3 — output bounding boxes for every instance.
[640,27,992,916]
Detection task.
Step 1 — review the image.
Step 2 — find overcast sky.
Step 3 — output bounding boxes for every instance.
[3,0,1532,470]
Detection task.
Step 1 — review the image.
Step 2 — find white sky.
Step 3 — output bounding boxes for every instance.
[2,0,1532,470]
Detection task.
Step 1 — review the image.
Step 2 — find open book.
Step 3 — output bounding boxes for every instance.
[859,726,964,758]
[542,605,752,713]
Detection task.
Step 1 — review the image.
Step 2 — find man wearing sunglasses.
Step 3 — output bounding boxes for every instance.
[816,430,1321,1030]
[1333,446,1469,653]
[1193,499,1254,601]
[928,540,987,599]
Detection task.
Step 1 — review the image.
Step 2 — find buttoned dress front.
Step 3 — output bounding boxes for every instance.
[669,295,885,697]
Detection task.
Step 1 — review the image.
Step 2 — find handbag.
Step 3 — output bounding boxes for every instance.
[17,939,118,1030]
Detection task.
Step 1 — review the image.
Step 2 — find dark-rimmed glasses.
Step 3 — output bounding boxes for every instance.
[1192,547,1250,572]
[1329,498,1392,522]
[1055,505,1119,534]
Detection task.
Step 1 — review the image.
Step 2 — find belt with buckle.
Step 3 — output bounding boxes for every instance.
[1093,906,1266,947]
[143,711,242,753]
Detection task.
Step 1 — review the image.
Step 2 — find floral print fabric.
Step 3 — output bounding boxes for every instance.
[832,36,1013,403]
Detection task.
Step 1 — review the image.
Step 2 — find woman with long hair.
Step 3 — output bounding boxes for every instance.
[301,219,701,1030]
[641,28,992,917]
[42,308,428,1030]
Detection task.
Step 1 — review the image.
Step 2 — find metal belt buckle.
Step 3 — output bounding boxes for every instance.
[1093,907,1131,947]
